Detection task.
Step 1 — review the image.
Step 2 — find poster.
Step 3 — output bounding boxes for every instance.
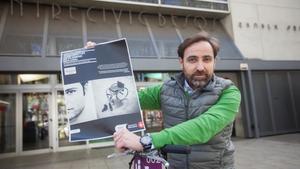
[60,39,145,142]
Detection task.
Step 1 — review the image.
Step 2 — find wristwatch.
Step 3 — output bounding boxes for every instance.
[140,133,153,151]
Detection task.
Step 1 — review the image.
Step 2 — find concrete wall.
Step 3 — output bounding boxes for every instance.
[228,0,300,60]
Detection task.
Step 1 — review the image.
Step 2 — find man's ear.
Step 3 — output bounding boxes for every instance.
[179,57,183,69]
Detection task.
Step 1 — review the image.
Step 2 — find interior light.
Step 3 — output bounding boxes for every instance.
[19,74,49,82]
[0,100,10,105]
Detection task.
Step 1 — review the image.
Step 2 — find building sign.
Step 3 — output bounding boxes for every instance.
[237,21,300,32]
[9,0,217,30]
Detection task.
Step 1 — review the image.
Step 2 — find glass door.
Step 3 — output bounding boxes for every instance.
[22,92,51,151]
[0,93,16,154]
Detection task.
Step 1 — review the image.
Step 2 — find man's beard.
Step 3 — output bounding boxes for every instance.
[184,71,211,90]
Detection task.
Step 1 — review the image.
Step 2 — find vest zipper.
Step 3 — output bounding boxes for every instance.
[184,92,190,169]
[184,92,190,120]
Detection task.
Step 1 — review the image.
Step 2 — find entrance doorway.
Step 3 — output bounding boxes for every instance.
[22,92,52,151]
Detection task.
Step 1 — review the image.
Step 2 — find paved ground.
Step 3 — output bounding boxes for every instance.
[0,133,300,169]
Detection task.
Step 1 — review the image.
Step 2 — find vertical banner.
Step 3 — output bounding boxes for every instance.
[61,39,145,141]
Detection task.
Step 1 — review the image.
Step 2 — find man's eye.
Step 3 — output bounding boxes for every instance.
[203,56,212,62]
[65,89,76,94]
[187,58,197,63]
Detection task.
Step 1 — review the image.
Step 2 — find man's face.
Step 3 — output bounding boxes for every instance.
[64,83,85,120]
[179,41,215,90]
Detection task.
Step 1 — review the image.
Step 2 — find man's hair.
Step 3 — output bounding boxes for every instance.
[177,31,220,59]
[79,81,88,95]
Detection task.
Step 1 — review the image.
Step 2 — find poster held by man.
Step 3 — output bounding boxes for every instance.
[60,39,144,142]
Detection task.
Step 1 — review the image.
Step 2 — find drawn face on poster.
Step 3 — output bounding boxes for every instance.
[64,82,86,122]
[92,76,140,119]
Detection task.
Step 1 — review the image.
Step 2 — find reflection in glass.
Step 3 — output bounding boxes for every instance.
[127,39,156,57]
[119,0,158,3]
[135,72,180,132]
[119,12,157,57]
[0,4,44,55]
[146,15,181,58]
[0,74,51,85]
[161,0,228,11]
[0,74,18,84]
[57,91,85,147]
[86,10,118,44]
[136,86,164,132]
[22,93,50,151]
[0,94,16,154]
[55,38,83,56]
[47,8,83,56]
[57,73,62,84]
[143,110,163,132]
[161,0,187,6]
[0,35,42,55]
[134,72,177,82]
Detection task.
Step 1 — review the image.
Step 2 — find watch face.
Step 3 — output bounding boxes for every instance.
[141,135,151,145]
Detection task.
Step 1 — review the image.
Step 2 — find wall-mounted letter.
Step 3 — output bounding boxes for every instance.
[52,3,61,19]
[69,4,78,22]
[87,6,96,23]
[112,8,122,24]
[138,11,146,26]
[10,0,23,16]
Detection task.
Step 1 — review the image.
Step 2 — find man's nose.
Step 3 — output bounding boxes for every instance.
[196,62,204,71]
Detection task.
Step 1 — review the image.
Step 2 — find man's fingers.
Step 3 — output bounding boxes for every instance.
[115,135,128,152]
[113,129,126,145]
[84,41,96,49]
[113,129,131,151]
[113,132,122,143]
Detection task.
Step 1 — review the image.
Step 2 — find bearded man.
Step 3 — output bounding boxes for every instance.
[113,31,241,169]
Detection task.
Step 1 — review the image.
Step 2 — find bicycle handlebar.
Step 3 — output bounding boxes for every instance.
[160,145,191,154]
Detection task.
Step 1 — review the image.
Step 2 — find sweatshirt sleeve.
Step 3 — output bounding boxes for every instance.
[150,85,241,149]
[138,84,162,110]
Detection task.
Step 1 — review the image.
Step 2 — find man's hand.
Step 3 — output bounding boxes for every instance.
[84,41,96,49]
[113,128,143,152]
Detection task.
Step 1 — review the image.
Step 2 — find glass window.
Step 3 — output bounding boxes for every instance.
[18,74,50,84]
[161,0,187,6]
[161,0,228,11]
[57,73,62,84]
[134,72,177,82]
[136,86,164,132]
[47,7,83,56]
[0,2,4,16]
[0,74,52,85]
[86,9,119,43]
[119,12,157,57]
[0,94,16,154]
[177,15,202,40]
[57,91,86,147]
[212,3,228,10]
[143,110,163,132]
[177,16,218,39]
[119,0,158,3]
[0,4,44,56]
[146,15,181,58]
[0,74,18,84]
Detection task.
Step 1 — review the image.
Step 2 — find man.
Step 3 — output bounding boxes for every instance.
[113,31,241,169]
[64,81,88,124]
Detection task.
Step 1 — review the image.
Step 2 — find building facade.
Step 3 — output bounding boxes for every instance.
[0,0,299,157]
